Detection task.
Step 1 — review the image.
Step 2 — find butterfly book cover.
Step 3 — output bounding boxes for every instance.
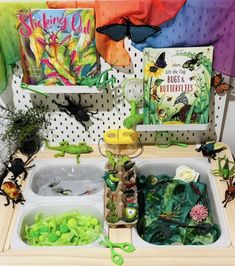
[143,46,213,125]
[17,9,97,86]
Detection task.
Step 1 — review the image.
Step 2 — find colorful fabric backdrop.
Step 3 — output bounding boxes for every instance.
[133,0,235,77]
[47,0,186,67]
[0,1,47,94]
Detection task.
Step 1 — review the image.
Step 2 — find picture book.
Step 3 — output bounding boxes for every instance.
[17,9,97,86]
[143,46,213,125]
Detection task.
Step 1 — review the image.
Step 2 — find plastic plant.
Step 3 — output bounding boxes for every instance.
[106,199,120,223]
[106,212,120,223]
[106,151,130,170]
[0,105,49,155]
[44,140,93,163]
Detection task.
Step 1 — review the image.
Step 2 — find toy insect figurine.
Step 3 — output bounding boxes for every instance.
[210,156,235,207]
[78,188,97,196]
[78,68,116,90]
[48,178,72,196]
[96,17,160,43]
[222,179,235,208]
[4,154,35,185]
[196,143,226,162]
[212,73,233,94]
[211,155,235,179]
[0,181,25,208]
[52,95,98,129]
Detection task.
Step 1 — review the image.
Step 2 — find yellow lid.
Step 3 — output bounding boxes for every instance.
[104,129,138,145]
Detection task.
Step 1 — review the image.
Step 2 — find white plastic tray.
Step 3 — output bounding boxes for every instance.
[132,158,231,248]
[10,158,106,249]
[10,157,231,249]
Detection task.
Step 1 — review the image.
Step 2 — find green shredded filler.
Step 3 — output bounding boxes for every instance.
[24,211,101,246]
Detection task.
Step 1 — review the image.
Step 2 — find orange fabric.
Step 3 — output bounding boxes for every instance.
[47,0,186,66]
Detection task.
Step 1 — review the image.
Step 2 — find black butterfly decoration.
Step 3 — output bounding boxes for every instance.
[182,52,204,71]
[96,18,161,43]
[149,52,167,73]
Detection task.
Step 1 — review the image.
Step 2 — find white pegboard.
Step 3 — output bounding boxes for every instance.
[10,40,228,145]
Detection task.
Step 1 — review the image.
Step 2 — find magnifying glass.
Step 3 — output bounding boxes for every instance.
[122,78,144,129]
[155,131,188,148]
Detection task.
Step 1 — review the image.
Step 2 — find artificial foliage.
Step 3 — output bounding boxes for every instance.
[137,174,220,245]
[0,105,49,153]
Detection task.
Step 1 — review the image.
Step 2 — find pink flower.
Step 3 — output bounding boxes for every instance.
[190,204,208,223]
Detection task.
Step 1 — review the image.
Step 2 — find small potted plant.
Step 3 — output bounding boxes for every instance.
[0,105,49,155]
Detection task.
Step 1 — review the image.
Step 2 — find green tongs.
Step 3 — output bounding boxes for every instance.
[100,236,135,265]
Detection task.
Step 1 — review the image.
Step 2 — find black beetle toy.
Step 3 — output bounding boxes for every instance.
[0,168,9,187]
[4,154,35,184]
[52,95,98,129]
[196,143,226,162]
[0,181,25,208]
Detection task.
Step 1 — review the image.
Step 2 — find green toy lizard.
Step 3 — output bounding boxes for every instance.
[45,140,93,163]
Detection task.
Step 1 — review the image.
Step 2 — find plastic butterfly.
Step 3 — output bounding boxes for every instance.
[212,73,233,94]
[149,52,167,73]
[96,18,160,43]
[182,52,204,71]
[174,92,189,106]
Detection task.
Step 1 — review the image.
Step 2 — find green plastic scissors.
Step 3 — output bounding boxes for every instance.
[100,236,135,265]
[155,131,188,148]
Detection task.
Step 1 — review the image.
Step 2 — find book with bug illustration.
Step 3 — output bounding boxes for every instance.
[143,46,213,125]
[17,9,97,87]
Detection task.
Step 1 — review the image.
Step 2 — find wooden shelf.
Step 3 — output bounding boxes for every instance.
[136,123,209,131]
[20,84,101,94]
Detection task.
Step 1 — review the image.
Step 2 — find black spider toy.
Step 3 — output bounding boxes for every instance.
[4,154,35,184]
[52,95,98,129]
[196,143,226,162]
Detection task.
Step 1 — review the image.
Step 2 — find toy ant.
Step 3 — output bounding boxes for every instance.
[196,143,226,162]
[52,95,98,129]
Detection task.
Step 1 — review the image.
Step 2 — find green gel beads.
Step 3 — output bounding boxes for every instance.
[24,211,101,246]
